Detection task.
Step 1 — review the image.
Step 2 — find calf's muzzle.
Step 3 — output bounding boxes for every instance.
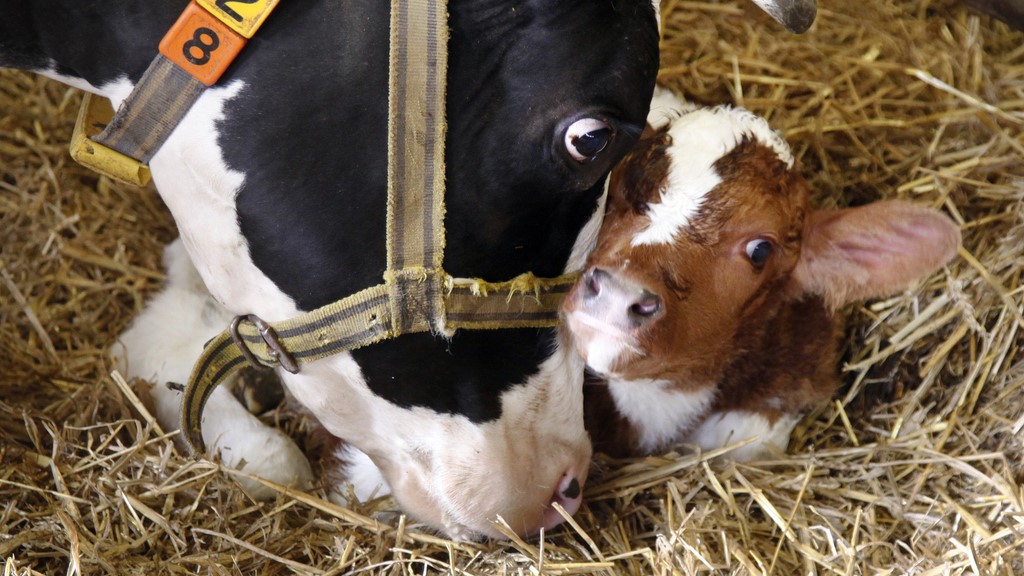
[579,267,664,330]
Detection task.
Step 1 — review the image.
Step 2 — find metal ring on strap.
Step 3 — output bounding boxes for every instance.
[229,315,299,374]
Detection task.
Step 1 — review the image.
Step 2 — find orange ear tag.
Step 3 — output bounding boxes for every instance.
[159,1,247,86]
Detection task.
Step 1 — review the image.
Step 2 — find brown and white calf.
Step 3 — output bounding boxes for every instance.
[565,90,961,460]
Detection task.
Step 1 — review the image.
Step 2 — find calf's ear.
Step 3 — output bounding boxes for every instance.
[793,200,961,310]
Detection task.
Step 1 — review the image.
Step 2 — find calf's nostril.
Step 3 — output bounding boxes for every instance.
[582,268,606,299]
[629,291,662,320]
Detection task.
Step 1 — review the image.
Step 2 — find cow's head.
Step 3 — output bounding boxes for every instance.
[279,0,662,540]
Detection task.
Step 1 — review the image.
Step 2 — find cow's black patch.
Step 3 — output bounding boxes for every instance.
[351,329,557,423]
[227,0,392,305]
[0,1,186,84]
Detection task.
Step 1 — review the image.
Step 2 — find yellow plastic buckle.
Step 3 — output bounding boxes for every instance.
[69,94,152,187]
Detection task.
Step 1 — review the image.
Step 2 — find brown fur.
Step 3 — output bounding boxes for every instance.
[579,138,832,456]
[568,114,959,458]
[587,141,811,388]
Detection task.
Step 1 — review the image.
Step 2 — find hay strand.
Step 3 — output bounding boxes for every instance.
[3,0,1024,573]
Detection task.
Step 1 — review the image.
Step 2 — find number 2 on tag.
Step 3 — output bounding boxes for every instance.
[198,0,279,38]
[215,0,259,22]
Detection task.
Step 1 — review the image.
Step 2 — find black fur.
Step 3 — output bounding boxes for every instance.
[1,0,659,422]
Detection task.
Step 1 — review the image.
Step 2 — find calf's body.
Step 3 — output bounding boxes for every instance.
[566,90,961,459]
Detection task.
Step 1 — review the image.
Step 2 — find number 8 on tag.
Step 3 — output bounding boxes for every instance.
[160,0,246,86]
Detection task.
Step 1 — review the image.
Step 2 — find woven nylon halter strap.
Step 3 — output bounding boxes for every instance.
[178,0,579,455]
[71,0,280,186]
[69,56,201,187]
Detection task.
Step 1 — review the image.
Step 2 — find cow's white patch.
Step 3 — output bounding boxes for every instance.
[581,334,627,376]
[34,66,134,112]
[37,67,295,320]
[687,410,799,461]
[148,81,303,321]
[55,69,298,321]
[112,240,313,498]
[330,444,391,504]
[37,65,104,94]
[607,378,716,453]
[632,101,794,247]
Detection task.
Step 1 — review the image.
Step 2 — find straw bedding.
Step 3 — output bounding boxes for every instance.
[2,0,1022,573]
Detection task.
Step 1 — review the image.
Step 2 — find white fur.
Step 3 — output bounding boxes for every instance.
[688,410,800,461]
[646,86,695,130]
[651,0,662,36]
[751,0,782,12]
[607,378,716,453]
[749,0,813,31]
[632,94,795,247]
[38,66,104,94]
[149,82,304,322]
[330,445,390,504]
[112,240,313,498]
[73,72,299,322]
[565,179,609,272]
[564,309,638,376]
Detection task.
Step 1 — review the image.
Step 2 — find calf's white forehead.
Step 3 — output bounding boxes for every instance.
[631,105,795,247]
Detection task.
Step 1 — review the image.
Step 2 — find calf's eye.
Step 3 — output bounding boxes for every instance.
[745,238,773,268]
[565,118,613,162]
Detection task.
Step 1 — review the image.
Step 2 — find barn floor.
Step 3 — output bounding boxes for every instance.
[2,0,1023,574]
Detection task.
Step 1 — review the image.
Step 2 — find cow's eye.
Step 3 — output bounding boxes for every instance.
[745,238,773,269]
[565,118,613,162]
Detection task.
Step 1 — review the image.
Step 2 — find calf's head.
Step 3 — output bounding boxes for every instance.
[564,99,961,390]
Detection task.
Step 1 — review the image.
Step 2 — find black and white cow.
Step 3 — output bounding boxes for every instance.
[1,0,660,540]
[1,0,815,540]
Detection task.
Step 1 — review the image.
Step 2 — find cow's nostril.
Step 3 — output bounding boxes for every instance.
[629,292,662,320]
[541,471,585,532]
[562,477,581,499]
